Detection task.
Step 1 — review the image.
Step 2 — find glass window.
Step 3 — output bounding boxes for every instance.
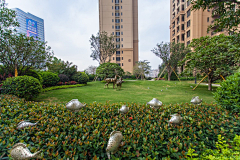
[112,32,114,35]
[181,24,184,30]
[122,57,123,60]
[122,63,123,66]
[112,13,114,16]
[121,32,123,35]
[112,6,113,9]
[115,0,119,3]
[207,17,209,22]
[116,32,120,35]
[116,26,120,29]
[182,14,184,21]
[116,57,120,61]
[121,25,123,28]
[115,6,119,10]
[115,19,120,23]
[113,57,115,60]
[187,30,190,38]
[112,25,114,29]
[118,63,121,66]
[187,40,190,45]
[122,44,123,47]
[121,12,122,15]
[122,51,123,54]
[121,38,123,41]
[121,6,122,9]
[121,19,123,22]
[116,51,120,55]
[116,45,120,48]
[112,19,114,22]
[182,5,184,11]
[187,20,190,27]
[187,9,190,17]
[116,38,120,41]
[115,13,120,16]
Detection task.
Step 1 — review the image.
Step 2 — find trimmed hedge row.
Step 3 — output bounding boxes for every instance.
[41,84,86,92]
[0,94,240,159]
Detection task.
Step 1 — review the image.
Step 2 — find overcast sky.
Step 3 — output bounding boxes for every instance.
[6,0,170,71]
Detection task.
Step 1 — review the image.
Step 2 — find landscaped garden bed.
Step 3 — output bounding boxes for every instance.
[0,94,240,159]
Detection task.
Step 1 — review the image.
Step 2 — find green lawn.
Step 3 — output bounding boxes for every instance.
[35,80,219,105]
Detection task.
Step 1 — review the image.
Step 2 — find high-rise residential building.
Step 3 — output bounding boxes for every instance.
[11,8,45,42]
[170,0,214,46]
[99,0,139,73]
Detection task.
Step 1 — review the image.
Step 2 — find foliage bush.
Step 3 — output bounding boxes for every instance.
[72,72,89,84]
[24,69,43,84]
[96,62,124,79]
[213,72,240,113]
[87,74,95,81]
[1,76,42,100]
[1,95,240,159]
[164,72,179,81]
[58,74,69,82]
[39,71,60,87]
[41,84,86,92]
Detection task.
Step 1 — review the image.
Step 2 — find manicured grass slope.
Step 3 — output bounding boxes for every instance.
[36,80,217,105]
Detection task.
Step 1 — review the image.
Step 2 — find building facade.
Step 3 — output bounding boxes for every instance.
[170,0,215,46]
[11,8,45,42]
[99,0,139,73]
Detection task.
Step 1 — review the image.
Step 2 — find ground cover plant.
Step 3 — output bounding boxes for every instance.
[36,80,218,105]
[0,94,240,159]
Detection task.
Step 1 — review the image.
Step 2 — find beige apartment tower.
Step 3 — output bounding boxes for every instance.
[99,0,139,73]
[170,0,215,46]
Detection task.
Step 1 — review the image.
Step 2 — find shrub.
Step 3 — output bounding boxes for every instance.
[58,74,69,82]
[40,71,60,87]
[213,72,240,113]
[96,62,124,79]
[24,69,43,84]
[1,76,42,100]
[88,74,95,81]
[72,72,89,84]
[1,96,240,159]
[164,72,178,81]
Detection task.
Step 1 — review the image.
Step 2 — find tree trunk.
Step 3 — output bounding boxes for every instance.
[208,77,212,91]
[168,70,173,81]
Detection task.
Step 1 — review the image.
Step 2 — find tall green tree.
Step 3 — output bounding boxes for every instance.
[133,60,151,80]
[179,34,240,90]
[96,62,124,79]
[151,42,190,81]
[191,0,240,34]
[0,33,54,76]
[89,31,117,64]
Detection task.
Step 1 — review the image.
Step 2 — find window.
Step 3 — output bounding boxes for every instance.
[115,13,120,16]
[187,20,190,27]
[122,57,123,60]
[181,24,184,30]
[122,63,123,66]
[112,13,114,16]
[112,0,113,2]
[112,6,113,9]
[121,25,123,28]
[177,26,179,33]
[187,0,190,6]
[116,38,120,42]
[182,0,184,2]
[116,51,120,55]
[121,6,122,9]
[121,0,122,2]
[112,25,114,29]
[182,14,184,21]
[121,12,122,16]
[112,32,114,35]
[112,19,114,22]
[115,6,119,10]
[187,9,190,17]
[207,17,209,22]
[121,38,123,41]
[115,19,120,23]
[113,57,115,60]
[116,57,120,61]
[187,40,190,46]
[116,45,120,48]
[182,5,184,11]
[116,32,120,35]
[115,0,119,3]
[116,25,120,29]
[122,51,123,54]
[121,44,123,47]
[121,19,123,22]
[187,30,190,38]
[118,63,121,66]
[121,32,123,35]
[181,34,185,41]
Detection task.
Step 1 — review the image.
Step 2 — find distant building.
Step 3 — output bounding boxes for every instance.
[11,8,45,42]
[99,0,139,73]
[145,69,159,78]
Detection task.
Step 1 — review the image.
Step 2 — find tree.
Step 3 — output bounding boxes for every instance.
[85,65,97,75]
[133,60,151,80]
[0,33,54,76]
[89,31,118,64]
[96,62,124,79]
[179,34,240,90]
[46,56,77,80]
[151,42,190,81]
[191,0,240,34]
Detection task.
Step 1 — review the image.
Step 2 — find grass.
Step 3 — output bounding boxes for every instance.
[35,80,219,105]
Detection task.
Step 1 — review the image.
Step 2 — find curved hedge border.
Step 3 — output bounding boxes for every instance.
[0,95,240,159]
[41,84,86,92]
